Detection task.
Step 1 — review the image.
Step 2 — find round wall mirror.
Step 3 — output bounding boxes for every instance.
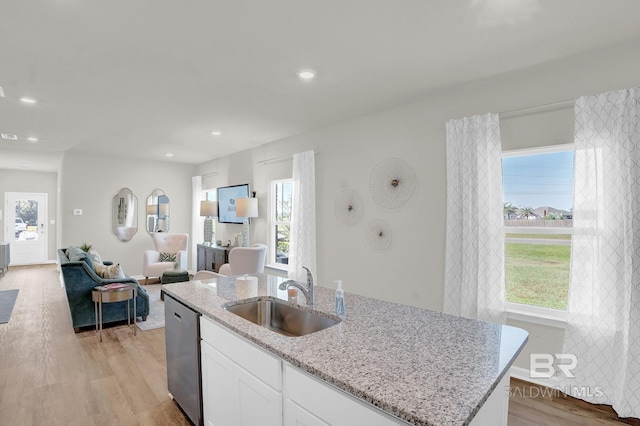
[146,189,170,234]
[112,188,138,242]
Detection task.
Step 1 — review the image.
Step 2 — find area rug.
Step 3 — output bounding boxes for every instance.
[0,289,19,324]
[136,284,165,331]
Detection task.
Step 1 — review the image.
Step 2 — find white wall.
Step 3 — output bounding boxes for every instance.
[196,40,640,371]
[60,151,196,276]
[0,169,58,261]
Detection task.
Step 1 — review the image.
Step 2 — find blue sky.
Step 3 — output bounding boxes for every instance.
[502,151,574,211]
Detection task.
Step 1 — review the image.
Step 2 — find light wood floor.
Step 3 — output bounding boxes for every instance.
[1,264,639,426]
[0,264,190,426]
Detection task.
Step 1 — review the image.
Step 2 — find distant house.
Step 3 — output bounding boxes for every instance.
[534,206,572,219]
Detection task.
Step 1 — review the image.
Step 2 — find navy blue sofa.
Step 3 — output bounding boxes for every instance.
[58,247,150,332]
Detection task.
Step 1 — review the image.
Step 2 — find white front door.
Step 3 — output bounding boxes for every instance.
[4,192,48,265]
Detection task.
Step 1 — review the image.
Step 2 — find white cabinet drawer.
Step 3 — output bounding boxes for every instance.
[284,364,405,426]
[201,315,282,391]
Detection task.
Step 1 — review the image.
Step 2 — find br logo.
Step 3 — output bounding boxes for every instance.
[530,353,577,378]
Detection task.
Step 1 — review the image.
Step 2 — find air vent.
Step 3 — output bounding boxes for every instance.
[0,86,4,97]
[1,133,18,141]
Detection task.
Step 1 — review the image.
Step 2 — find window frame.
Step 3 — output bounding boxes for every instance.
[268,178,293,271]
[502,143,574,323]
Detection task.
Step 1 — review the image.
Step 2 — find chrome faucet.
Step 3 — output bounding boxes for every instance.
[278,266,314,306]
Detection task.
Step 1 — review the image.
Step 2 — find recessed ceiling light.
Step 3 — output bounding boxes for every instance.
[165,152,174,158]
[27,137,38,142]
[297,69,316,80]
[20,97,37,104]
[211,130,222,136]
[1,133,18,141]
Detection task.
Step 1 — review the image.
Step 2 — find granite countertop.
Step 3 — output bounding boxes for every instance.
[162,274,528,426]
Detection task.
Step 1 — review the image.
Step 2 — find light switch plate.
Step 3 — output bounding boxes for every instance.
[73,209,83,216]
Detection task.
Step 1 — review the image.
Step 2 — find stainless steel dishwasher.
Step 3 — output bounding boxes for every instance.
[164,293,202,426]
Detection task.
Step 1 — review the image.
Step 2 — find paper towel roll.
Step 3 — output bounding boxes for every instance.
[236,275,258,298]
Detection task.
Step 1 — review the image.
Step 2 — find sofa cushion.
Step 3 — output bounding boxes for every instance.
[67,247,94,272]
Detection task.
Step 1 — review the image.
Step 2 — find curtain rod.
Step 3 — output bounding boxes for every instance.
[258,150,318,165]
[499,98,574,118]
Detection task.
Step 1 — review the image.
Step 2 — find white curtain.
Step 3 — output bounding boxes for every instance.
[444,113,505,323]
[191,175,203,273]
[559,88,640,417]
[288,150,317,283]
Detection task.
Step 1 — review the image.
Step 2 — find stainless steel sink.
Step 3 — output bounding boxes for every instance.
[224,298,340,337]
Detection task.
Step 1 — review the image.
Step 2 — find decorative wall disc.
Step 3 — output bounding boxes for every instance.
[365,219,392,250]
[369,158,417,209]
[334,189,364,226]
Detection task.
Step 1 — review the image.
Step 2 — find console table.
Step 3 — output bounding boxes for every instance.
[0,242,9,277]
[197,244,230,273]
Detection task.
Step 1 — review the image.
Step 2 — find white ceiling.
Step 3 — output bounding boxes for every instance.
[2,0,640,172]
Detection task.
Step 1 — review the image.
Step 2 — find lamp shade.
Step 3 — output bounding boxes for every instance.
[200,200,218,217]
[236,197,258,218]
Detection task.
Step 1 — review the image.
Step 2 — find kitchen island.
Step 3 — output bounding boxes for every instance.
[162,274,528,426]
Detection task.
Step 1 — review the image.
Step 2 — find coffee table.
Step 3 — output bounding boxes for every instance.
[92,284,137,342]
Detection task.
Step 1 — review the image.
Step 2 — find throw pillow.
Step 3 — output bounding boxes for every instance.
[160,252,176,263]
[94,263,121,279]
[88,250,103,265]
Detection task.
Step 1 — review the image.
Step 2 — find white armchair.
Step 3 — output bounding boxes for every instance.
[218,244,267,276]
[143,233,189,284]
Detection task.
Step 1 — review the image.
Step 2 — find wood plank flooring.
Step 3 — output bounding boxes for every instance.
[1,264,639,425]
[0,264,190,426]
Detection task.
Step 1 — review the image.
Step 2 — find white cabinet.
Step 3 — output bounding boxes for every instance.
[201,316,282,426]
[200,316,508,426]
[284,400,330,426]
[201,341,234,426]
[468,373,510,426]
[283,364,405,426]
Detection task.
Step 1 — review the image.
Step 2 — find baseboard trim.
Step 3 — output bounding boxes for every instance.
[510,365,561,388]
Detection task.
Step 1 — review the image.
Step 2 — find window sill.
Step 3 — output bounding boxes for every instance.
[506,302,567,329]
[265,264,288,277]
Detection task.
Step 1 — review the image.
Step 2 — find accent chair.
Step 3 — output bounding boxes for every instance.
[143,233,189,284]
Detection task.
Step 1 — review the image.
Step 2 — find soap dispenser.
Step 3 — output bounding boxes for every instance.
[335,280,345,315]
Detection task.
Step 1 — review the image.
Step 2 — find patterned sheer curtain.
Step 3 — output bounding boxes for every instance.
[444,113,505,323]
[559,88,640,417]
[191,176,203,273]
[288,150,317,283]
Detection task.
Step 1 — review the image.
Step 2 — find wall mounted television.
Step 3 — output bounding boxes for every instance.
[217,183,250,224]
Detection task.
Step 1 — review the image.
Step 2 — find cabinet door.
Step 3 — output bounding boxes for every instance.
[204,248,215,272]
[201,341,235,426]
[285,399,330,426]
[235,365,282,426]
[212,248,225,272]
[197,245,205,271]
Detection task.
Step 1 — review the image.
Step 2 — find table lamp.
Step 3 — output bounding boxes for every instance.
[200,201,218,244]
[236,197,258,247]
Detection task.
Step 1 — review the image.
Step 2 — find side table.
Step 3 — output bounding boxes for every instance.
[91,284,137,342]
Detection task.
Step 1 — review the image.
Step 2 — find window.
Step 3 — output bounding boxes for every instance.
[270,179,293,268]
[502,146,574,312]
[205,189,217,237]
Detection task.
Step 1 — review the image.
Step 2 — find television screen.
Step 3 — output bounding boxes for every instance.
[217,184,250,224]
